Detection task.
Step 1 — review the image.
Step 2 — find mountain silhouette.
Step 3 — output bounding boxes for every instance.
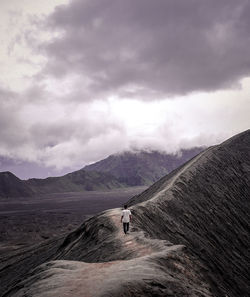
[26,169,124,194]
[0,171,33,198]
[0,148,203,198]
[84,148,204,186]
[0,170,124,198]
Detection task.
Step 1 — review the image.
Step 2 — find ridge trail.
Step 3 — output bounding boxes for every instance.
[142,146,215,204]
[109,208,157,257]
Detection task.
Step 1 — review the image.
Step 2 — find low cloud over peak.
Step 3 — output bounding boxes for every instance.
[0,0,250,175]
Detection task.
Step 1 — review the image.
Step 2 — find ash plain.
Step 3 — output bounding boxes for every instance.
[0,186,146,257]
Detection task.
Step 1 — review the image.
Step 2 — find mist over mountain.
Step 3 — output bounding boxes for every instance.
[1,130,249,297]
[0,148,203,198]
[84,148,204,186]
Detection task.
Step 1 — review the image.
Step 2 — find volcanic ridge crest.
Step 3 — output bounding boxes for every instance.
[1,130,250,297]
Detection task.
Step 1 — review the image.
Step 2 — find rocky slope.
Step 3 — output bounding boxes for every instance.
[0,130,249,297]
[84,148,204,186]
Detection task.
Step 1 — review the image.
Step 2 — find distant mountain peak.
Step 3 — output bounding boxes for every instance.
[0,171,33,198]
[0,147,204,199]
[0,171,18,177]
[84,147,205,186]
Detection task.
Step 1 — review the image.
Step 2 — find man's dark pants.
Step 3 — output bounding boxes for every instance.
[123,222,129,234]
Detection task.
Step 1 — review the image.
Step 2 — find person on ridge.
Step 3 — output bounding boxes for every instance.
[121,205,132,234]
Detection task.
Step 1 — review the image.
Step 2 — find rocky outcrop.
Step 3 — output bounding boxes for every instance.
[1,130,249,296]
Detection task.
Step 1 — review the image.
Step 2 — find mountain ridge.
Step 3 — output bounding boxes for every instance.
[84,147,204,186]
[0,171,33,198]
[1,129,249,296]
[0,169,124,198]
[26,169,124,194]
[0,148,204,198]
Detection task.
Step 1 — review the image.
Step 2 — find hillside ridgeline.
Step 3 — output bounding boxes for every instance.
[0,148,203,198]
[0,130,249,297]
[84,148,204,186]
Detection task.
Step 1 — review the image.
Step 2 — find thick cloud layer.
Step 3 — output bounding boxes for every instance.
[0,0,250,177]
[0,79,250,176]
[42,0,250,98]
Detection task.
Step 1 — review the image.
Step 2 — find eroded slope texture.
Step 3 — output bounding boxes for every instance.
[1,130,249,297]
[128,130,250,296]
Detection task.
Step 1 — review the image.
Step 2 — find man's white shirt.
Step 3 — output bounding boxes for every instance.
[121,209,131,223]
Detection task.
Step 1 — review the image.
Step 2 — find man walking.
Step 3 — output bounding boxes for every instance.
[121,205,132,234]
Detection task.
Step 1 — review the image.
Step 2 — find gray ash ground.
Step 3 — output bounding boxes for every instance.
[0,187,145,256]
[1,130,249,297]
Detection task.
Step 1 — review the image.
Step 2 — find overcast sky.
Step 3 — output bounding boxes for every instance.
[0,0,250,178]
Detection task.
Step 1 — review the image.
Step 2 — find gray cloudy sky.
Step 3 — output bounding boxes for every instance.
[0,0,250,178]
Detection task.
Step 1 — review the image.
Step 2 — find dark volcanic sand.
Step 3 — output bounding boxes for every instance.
[0,187,146,256]
[1,131,250,297]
